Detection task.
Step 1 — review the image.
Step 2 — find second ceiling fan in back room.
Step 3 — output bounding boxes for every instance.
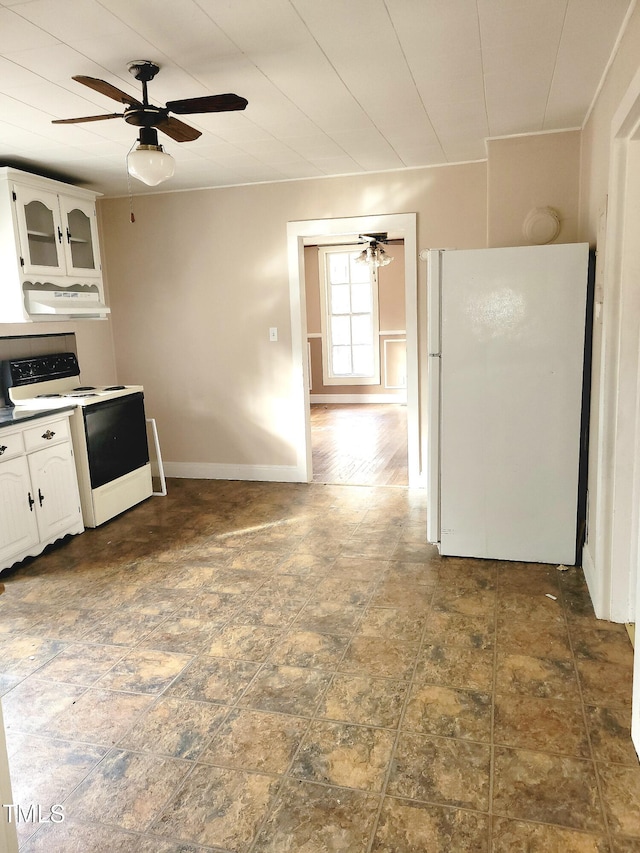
[53,60,248,186]
[355,233,394,268]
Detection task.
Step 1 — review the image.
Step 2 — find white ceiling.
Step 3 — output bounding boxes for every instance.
[0,0,633,196]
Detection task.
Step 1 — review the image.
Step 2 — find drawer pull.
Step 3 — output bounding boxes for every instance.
[41,430,56,441]
[0,445,6,456]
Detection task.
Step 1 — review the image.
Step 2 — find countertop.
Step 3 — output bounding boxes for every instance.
[0,405,76,429]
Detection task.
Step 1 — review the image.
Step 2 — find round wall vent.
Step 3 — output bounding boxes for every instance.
[523,207,561,244]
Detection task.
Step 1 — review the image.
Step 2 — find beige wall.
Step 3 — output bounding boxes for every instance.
[487,130,581,247]
[305,241,406,397]
[99,163,487,473]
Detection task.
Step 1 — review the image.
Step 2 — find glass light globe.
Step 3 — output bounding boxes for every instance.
[127,144,175,186]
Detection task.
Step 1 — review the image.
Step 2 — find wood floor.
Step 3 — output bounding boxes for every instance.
[310,403,408,487]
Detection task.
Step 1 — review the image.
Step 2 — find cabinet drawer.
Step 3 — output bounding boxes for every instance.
[23,417,70,452]
[0,430,25,461]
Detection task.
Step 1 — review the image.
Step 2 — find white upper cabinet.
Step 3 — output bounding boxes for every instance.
[60,196,100,277]
[14,185,66,277]
[0,167,109,322]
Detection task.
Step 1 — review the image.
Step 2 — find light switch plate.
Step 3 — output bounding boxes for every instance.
[269,327,278,341]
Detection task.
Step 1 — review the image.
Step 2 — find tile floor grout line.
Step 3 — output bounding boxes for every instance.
[559,571,615,848]
[363,570,441,853]
[488,562,502,850]
[244,550,398,853]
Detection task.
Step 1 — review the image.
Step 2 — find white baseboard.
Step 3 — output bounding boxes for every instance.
[310,394,407,404]
[163,462,306,483]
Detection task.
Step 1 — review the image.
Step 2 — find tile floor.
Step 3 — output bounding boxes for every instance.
[0,478,638,852]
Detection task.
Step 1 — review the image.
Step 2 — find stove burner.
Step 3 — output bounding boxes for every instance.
[72,386,96,392]
[36,393,62,398]
[104,385,126,391]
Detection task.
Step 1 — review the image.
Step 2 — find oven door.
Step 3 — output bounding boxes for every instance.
[83,392,149,489]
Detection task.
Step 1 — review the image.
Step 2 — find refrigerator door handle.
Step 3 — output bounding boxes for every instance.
[426,353,441,544]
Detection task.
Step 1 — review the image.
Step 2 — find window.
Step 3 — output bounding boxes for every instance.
[318,245,380,385]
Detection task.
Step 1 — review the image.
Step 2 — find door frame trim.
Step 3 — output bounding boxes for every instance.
[287,213,419,484]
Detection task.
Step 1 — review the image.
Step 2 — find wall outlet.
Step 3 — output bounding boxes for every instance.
[269,327,278,342]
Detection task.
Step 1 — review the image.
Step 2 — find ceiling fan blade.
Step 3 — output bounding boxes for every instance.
[73,75,143,107]
[52,113,124,125]
[165,93,248,115]
[155,116,202,143]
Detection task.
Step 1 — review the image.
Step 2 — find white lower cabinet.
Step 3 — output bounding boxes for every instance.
[28,441,82,542]
[0,455,39,563]
[0,412,83,571]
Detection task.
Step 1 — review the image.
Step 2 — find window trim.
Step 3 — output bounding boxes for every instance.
[318,244,381,386]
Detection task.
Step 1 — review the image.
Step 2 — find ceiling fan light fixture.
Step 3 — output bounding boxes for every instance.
[127,126,175,186]
[127,143,175,186]
[355,240,393,268]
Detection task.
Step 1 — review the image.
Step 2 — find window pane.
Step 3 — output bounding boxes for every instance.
[321,248,379,384]
[350,255,370,283]
[330,284,350,314]
[329,253,349,284]
[67,208,95,269]
[351,282,372,313]
[352,345,374,376]
[331,315,351,345]
[332,346,352,375]
[351,314,372,346]
[25,200,60,268]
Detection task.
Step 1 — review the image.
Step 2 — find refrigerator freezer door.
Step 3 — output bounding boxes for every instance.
[426,250,442,543]
[427,250,442,355]
[439,243,588,564]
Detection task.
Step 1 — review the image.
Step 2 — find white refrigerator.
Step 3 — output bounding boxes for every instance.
[426,243,590,565]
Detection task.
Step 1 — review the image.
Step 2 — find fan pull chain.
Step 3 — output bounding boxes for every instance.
[126,141,136,223]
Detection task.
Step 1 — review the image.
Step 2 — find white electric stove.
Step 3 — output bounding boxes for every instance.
[2,353,152,527]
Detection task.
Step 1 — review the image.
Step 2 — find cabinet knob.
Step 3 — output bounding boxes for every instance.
[0,445,6,456]
[41,430,56,440]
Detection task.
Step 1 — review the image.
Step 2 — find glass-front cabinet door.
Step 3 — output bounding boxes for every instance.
[13,186,65,276]
[59,195,100,277]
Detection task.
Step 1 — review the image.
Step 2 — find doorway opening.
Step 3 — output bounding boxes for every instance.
[286,213,419,487]
[304,235,408,486]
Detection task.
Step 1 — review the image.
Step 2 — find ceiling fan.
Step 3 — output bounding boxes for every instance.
[359,232,390,244]
[53,60,248,185]
[356,233,394,268]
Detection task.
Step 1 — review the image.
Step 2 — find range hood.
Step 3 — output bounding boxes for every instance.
[24,288,110,318]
